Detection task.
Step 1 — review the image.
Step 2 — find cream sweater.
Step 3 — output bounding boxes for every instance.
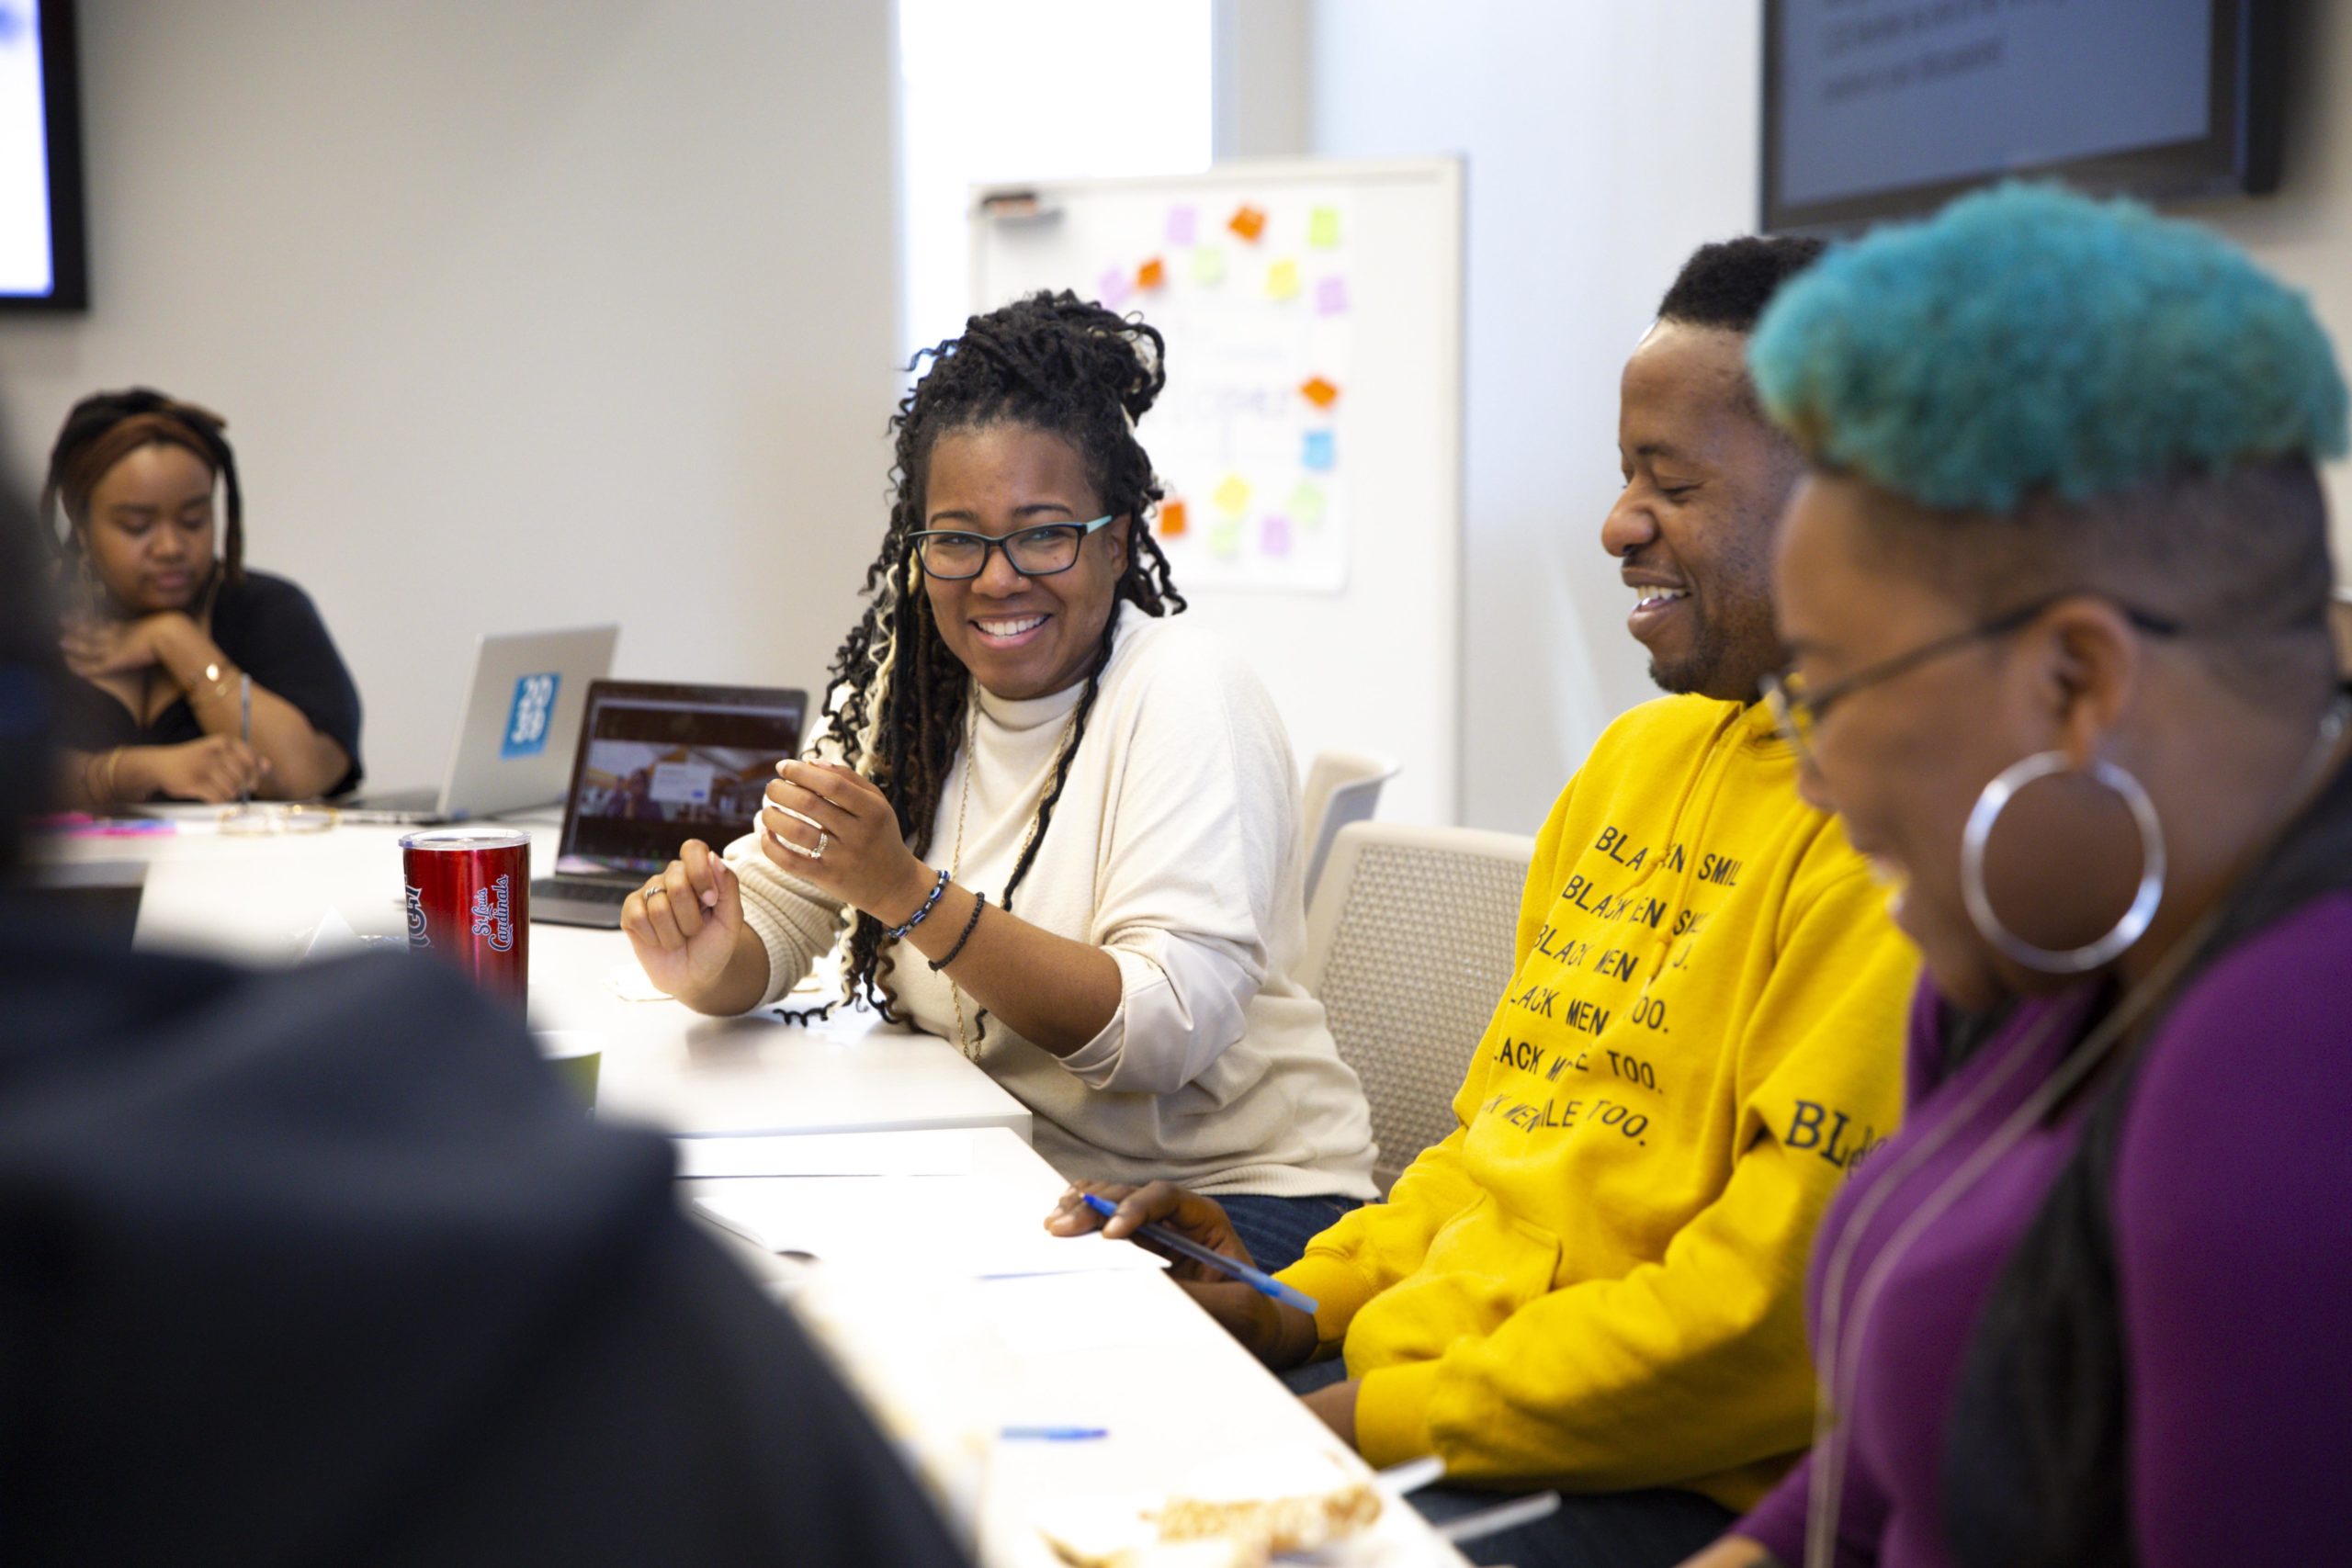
[725,609,1377,1199]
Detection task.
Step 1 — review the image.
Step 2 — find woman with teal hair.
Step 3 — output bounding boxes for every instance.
[1677,184,2352,1568]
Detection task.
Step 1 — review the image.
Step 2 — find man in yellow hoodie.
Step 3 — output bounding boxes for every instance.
[1051,237,1917,1568]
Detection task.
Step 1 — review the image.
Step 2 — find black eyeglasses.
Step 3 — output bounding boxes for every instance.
[1762,592,2186,767]
[907,516,1114,581]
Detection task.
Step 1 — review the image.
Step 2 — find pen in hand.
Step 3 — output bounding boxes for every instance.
[1077,1191,1318,1314]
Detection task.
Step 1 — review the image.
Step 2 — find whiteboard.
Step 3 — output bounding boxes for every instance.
[971,158,1463,825]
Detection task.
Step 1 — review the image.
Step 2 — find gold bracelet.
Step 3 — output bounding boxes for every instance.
[90,746,126,806]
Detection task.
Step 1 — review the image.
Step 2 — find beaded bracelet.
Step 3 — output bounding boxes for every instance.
[887,868,951,941]
[928,890,987,973]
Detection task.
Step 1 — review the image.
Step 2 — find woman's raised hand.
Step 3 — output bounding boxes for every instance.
[621,838,746,1002]
[757,759,935,926]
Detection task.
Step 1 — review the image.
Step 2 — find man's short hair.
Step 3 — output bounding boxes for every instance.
[1657,235,1830,335]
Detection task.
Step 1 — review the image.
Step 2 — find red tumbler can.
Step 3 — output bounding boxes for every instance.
[401,829,530,1005]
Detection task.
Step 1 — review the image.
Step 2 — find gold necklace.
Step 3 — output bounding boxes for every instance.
[940,693,1080,1061]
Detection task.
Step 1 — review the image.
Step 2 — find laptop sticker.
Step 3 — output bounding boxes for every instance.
[501,672,560,759]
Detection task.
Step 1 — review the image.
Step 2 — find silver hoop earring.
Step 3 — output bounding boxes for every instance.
[1961,752,2166,974]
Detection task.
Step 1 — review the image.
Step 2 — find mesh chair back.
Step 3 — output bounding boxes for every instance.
[1298,750,1401,906]
[1302,822,1533,1193]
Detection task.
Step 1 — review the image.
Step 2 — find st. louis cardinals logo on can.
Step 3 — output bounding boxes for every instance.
[401,829,529,1003]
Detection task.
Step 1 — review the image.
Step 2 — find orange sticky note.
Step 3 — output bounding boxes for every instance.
[1227,204,1268,243]
[1136,256,1167,290]
[1158,499,1189,538]
[1299,375,1340,411]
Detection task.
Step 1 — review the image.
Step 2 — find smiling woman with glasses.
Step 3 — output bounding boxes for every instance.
[1679,186,2352,1568]
[616,291,1376,1269]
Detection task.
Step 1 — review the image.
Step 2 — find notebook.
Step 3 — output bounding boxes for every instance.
[336,625,618,823]
[528,678,808,929]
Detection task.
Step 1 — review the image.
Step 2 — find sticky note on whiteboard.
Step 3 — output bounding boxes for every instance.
[1209,515,1244,557]
[1267,259,1302,301]
[1166,205,1197,245]
[1308,206,1341,248]
[1299,376,1340,411]
[1212,473,1251,515]
[1228,204,1268,243]
[1191,246,1226,286]
[1316,276,1349,315]
[1288,481,1328,527]
[1158,499,1189,538]
[1302,430,1336,472]
[1097,266,1133,308]
[1136,256,1167,290]
[1261,515,1294,557]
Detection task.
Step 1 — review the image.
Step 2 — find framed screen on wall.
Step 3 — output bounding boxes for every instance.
[0,0,86,310]
[1763,0,2284,236]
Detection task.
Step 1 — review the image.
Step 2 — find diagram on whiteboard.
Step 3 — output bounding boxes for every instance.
[1083,192,1354,594]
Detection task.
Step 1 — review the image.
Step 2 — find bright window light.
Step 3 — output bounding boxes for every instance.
[896,0,1214,361]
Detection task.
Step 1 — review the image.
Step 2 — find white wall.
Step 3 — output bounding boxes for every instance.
[1306,0,1763,832]
[2188,2,2352,566]
[0,2,900,790]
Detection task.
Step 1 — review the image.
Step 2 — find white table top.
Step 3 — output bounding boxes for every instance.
[37,812,1032,1143]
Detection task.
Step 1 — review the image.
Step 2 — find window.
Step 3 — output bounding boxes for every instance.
[896,0,1214,361]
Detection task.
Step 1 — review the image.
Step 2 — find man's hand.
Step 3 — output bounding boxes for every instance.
[1046,1180,1319,1370]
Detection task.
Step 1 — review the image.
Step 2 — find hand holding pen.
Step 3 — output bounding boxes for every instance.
[1046,1180,1322,1371]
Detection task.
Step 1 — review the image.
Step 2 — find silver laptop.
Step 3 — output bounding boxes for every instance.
[529,678,808,929]
[337,626,619,824]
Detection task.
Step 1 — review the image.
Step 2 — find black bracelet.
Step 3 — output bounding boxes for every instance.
[928,890,987,972]
[887,868,950,941]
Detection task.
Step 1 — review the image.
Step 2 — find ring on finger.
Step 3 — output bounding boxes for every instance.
[777,805,826,835]
[813,829,830,861]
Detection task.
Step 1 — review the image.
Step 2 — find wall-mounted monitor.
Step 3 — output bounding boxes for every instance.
[1763,0,2283,236]
[0,0,86,310]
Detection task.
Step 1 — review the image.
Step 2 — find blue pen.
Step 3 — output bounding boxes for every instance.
[1079,1191,1318,1314]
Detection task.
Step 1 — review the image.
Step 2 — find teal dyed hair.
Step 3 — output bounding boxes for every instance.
[1747,183,2349,513]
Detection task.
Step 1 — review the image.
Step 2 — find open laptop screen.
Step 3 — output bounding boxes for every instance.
[554,681,808,876]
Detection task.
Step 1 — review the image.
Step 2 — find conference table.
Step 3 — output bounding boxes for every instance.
[35,810,1472,1567]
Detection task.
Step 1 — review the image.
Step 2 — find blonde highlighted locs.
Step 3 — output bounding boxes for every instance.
[824,291,1187,1025]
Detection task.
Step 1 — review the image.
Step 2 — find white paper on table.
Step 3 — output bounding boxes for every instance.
[978,1269,1211,1355]
[691,1175,1170,1280]
[673,1129,973,1179]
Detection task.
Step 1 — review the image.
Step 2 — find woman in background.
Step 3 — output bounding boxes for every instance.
[1683,185,2352,1568]
[620,293,1375,1269]
[49,389,361,805]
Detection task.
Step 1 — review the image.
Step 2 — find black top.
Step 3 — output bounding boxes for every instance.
[57,569,365,795]
[0,922,969,1567]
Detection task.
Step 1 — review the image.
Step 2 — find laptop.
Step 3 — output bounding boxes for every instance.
[529,678,808,929]
[337,626,619,824]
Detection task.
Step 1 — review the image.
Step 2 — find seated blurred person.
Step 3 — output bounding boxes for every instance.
[47,389,362,806]
[0,481,962,1562]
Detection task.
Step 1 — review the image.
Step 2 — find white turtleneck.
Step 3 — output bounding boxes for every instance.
[725,608,1375,1200]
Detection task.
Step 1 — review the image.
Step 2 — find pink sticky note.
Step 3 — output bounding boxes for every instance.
[1316,276,1349,315]
[1166,205,1197,245]
[1261,515,1294,557]
[1098,265,1134,308]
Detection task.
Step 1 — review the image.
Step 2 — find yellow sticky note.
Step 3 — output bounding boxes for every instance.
[1212,473,1251,515]
[1267,258,1302,301]
[1191,245,1226,286]
[1308,206,1340,248]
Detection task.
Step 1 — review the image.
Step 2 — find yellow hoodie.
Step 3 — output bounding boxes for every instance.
[1277,696,1915,1508]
